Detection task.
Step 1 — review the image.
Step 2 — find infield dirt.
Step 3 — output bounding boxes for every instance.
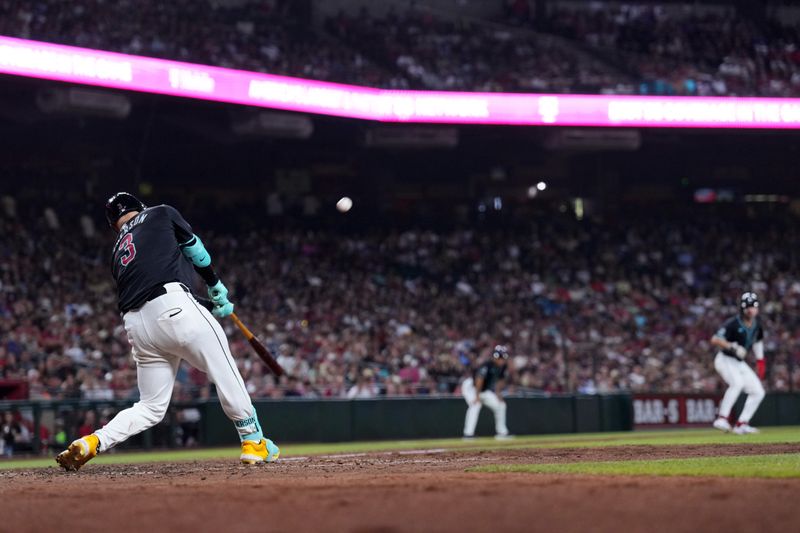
[1,443,798,533]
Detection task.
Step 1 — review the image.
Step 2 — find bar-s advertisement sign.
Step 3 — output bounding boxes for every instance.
[634,394,721,427]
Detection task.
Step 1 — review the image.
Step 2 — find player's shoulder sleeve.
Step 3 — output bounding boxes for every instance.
[756,319,765,341]
[160,204,194,244]
[714,316,736,340]
[476,363,489,378]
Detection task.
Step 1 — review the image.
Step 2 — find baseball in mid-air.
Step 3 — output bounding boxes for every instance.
[336,196,353,213]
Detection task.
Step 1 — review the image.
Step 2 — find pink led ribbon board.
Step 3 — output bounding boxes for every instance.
[2,35,800,128]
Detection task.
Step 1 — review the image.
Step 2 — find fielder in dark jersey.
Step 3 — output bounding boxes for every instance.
[474,358,508,393]
[462,345,511,438]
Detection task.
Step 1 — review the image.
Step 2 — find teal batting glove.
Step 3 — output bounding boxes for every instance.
[208,280,229,305]
[212,301,234,318]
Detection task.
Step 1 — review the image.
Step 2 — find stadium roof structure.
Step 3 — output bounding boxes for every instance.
[2,35,800,130]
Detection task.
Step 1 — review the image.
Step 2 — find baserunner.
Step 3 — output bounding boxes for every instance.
[710,292,766,435]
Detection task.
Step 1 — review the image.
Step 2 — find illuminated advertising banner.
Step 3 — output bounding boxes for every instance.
[2,35,800,128]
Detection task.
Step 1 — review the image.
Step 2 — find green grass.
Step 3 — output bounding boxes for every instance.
[2,426,799,470]
[471,453,800,479]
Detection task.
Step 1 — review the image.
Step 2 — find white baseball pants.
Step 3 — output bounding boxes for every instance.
[95,283,259,450]
[714,352,765,424]
[462,378,509,437]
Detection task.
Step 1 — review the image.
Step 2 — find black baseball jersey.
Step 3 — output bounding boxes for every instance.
[111,205,196,313]
[474,361,507,392]
[714,315,764,359]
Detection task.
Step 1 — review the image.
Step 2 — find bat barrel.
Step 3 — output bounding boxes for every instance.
[229,312,284,377]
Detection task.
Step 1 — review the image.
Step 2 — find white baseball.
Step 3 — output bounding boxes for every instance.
[336,197,353,213]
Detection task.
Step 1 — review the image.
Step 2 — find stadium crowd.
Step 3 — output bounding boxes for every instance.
[325,7,621,93]
[0,0,798,96]
[2,196,799,409]
[539,4,800,97]
[0,0,406,88]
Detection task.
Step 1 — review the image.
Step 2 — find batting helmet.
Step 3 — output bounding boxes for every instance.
[492,345,509,359]
[740,292,759,311]
[105,192,145,227]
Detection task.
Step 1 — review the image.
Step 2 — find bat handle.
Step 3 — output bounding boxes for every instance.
[230,312,255,340]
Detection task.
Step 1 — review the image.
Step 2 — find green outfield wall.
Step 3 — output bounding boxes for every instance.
[201,394,633,446]
[4,392,800,452]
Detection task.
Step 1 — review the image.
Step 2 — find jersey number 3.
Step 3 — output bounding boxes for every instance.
[119,233,136,266]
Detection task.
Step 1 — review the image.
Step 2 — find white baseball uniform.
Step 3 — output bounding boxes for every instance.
[96,283,259,449]
[97,204,263,451]
[714,353,765,423]
[462,365,509,438]
[713,315,766,424]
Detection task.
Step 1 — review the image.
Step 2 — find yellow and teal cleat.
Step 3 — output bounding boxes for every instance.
[240,438,280,465]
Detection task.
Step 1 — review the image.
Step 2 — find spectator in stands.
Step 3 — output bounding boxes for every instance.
[538,4,800,97]
[1,411,22,457]
[346,370,379,399]
[76,410,96,438]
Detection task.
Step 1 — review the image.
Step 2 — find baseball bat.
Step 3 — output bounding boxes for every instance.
[229,312,285,377]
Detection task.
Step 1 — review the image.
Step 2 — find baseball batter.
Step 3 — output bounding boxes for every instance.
[710,292,766,435]
[56,192,279,470]
[462,345,511,439]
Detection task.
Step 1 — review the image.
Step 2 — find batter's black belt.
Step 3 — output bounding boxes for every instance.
[145,282,191,303]
[122,282,191,315]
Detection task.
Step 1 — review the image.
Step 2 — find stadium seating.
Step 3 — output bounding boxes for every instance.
[1,196,798,401]
[1,1,797,96]
[538,4,800,96]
